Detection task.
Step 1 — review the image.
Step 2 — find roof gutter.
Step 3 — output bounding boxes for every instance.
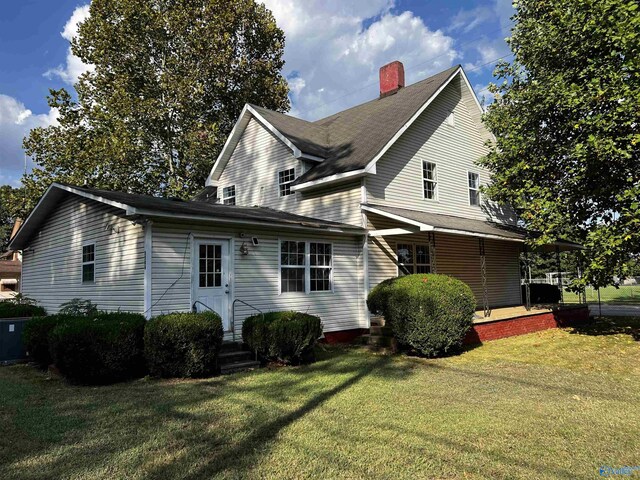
[130,208,364,235]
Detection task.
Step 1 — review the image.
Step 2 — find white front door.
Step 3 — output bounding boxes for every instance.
[193,240,231,331]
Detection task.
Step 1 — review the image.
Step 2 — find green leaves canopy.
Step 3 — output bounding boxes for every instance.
[21,0,289,213]
[480,0,640,287]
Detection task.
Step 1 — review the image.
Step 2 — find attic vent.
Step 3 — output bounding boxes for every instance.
[379,61,405,98]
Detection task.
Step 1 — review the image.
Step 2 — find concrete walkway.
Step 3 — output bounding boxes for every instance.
[588,304,640,317]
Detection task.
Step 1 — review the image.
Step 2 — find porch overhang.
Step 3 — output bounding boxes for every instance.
[362,204,583,251]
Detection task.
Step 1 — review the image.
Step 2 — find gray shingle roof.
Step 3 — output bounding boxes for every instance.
[249,65,461,185]
[68,185,361,231]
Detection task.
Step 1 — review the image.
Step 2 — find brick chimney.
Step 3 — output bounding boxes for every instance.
[379,60,405,98]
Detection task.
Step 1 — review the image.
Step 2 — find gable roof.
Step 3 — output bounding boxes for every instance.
[208,65,467,190]
[9,183,364,250]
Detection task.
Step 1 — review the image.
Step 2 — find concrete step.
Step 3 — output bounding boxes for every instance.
[359,334,394,347]
[218,350,254,365]
[220,360,261,375]
[369,325,393,336]
[370,316,386,327]
[220,341,244,353]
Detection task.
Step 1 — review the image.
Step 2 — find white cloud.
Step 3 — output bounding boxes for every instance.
[448,5,495,33]
[261,1,457,119]
[0,95,59,186]
[44,5,93,85]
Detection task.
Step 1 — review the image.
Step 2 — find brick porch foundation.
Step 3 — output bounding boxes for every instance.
[464,305,590,344]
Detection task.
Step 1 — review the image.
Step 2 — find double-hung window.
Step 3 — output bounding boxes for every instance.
[397,243,430,275]
[222,185,236,205]
[280,240,333,293]
[82,243,95,283]
[468,172,480,206]
[278,168,296,197]
[280,241,306,292]
[422,161,437,200]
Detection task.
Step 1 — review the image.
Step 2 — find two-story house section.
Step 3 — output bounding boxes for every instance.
[207,62,528,310]
[12,61,583,343]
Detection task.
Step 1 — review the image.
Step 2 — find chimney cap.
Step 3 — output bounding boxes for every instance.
[379,60,405,98]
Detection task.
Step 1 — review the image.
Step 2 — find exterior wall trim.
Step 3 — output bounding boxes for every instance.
[144,221,153,319]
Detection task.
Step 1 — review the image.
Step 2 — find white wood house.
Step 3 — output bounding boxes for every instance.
[9,62,582,342]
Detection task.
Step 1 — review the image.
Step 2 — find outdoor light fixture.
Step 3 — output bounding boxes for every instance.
[239,242,249,256]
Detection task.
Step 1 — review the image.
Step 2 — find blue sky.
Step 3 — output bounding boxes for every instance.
[0,0,514,187]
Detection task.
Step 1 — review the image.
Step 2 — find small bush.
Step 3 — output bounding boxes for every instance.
[242,311,322,364]
[49,312,146,384]
[59,298,98,316]
[0,301,46,319]
[22,315,61,368]
[369,274,476,357]
[144,312,223,378]
[522,283,562,304]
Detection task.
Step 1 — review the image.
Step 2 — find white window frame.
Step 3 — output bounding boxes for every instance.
[222,185,236,205]
[82,241,96,284]
[468,171,480,206]
[396,242,431,276]
[278,240,334,294]
[422,161,438,201]
[278,168,296,197]
[446,111,455,127]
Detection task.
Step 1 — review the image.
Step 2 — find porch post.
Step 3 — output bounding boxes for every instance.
[428,232,437,273]
[479,238,491,317]
[555,245,564,304]
[523,244,531,311]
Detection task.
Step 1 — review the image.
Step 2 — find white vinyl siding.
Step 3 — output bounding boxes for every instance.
[20,196,145,313]
[216,118,362,226]
[366,74,517,224]
[151,222,365,339]
[367,215,521,308]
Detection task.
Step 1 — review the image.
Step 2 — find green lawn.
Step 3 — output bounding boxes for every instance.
[1,318,639,480]
[563,285,640,304]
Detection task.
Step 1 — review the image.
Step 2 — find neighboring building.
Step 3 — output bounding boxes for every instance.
[0,220,23,299]
[9,62,582,341]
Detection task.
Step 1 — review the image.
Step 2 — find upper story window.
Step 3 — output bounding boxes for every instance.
[468,172,480,206]
[278,168,296,197]
[422,161,437,200]
[222,185,236,205]
[446,111,455,126]
[397,243,430,275]
[82,243,95,283]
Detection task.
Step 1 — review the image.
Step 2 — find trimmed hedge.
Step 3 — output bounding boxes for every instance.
[0,301,46,319]
[368,274,476,357]
[522,283,562,304]
[22,315,62,368]
[49,312,146,384]
[242,311,322,364]
[144,312,224,378]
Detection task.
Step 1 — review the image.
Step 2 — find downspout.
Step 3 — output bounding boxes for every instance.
[144,220,153,319]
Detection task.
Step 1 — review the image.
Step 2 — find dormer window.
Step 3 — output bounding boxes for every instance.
[468,172,480,206]
[222,185,236,205]
[278,168,296,197]
[422,161,437,200]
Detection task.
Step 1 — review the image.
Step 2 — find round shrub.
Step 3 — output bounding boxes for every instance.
[522,283,561,304]
[48,312,146,384]
[366,277,397,317]
[144,311,223,378]
[242,311,322,364]
[370,274,476,357]
[22,315,61,368]
[0,301,46,319]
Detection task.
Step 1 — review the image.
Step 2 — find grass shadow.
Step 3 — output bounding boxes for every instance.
[568,316,640,340]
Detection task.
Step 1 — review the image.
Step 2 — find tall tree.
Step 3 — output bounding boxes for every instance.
[480,0,639,288]
[21,0,289,216]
